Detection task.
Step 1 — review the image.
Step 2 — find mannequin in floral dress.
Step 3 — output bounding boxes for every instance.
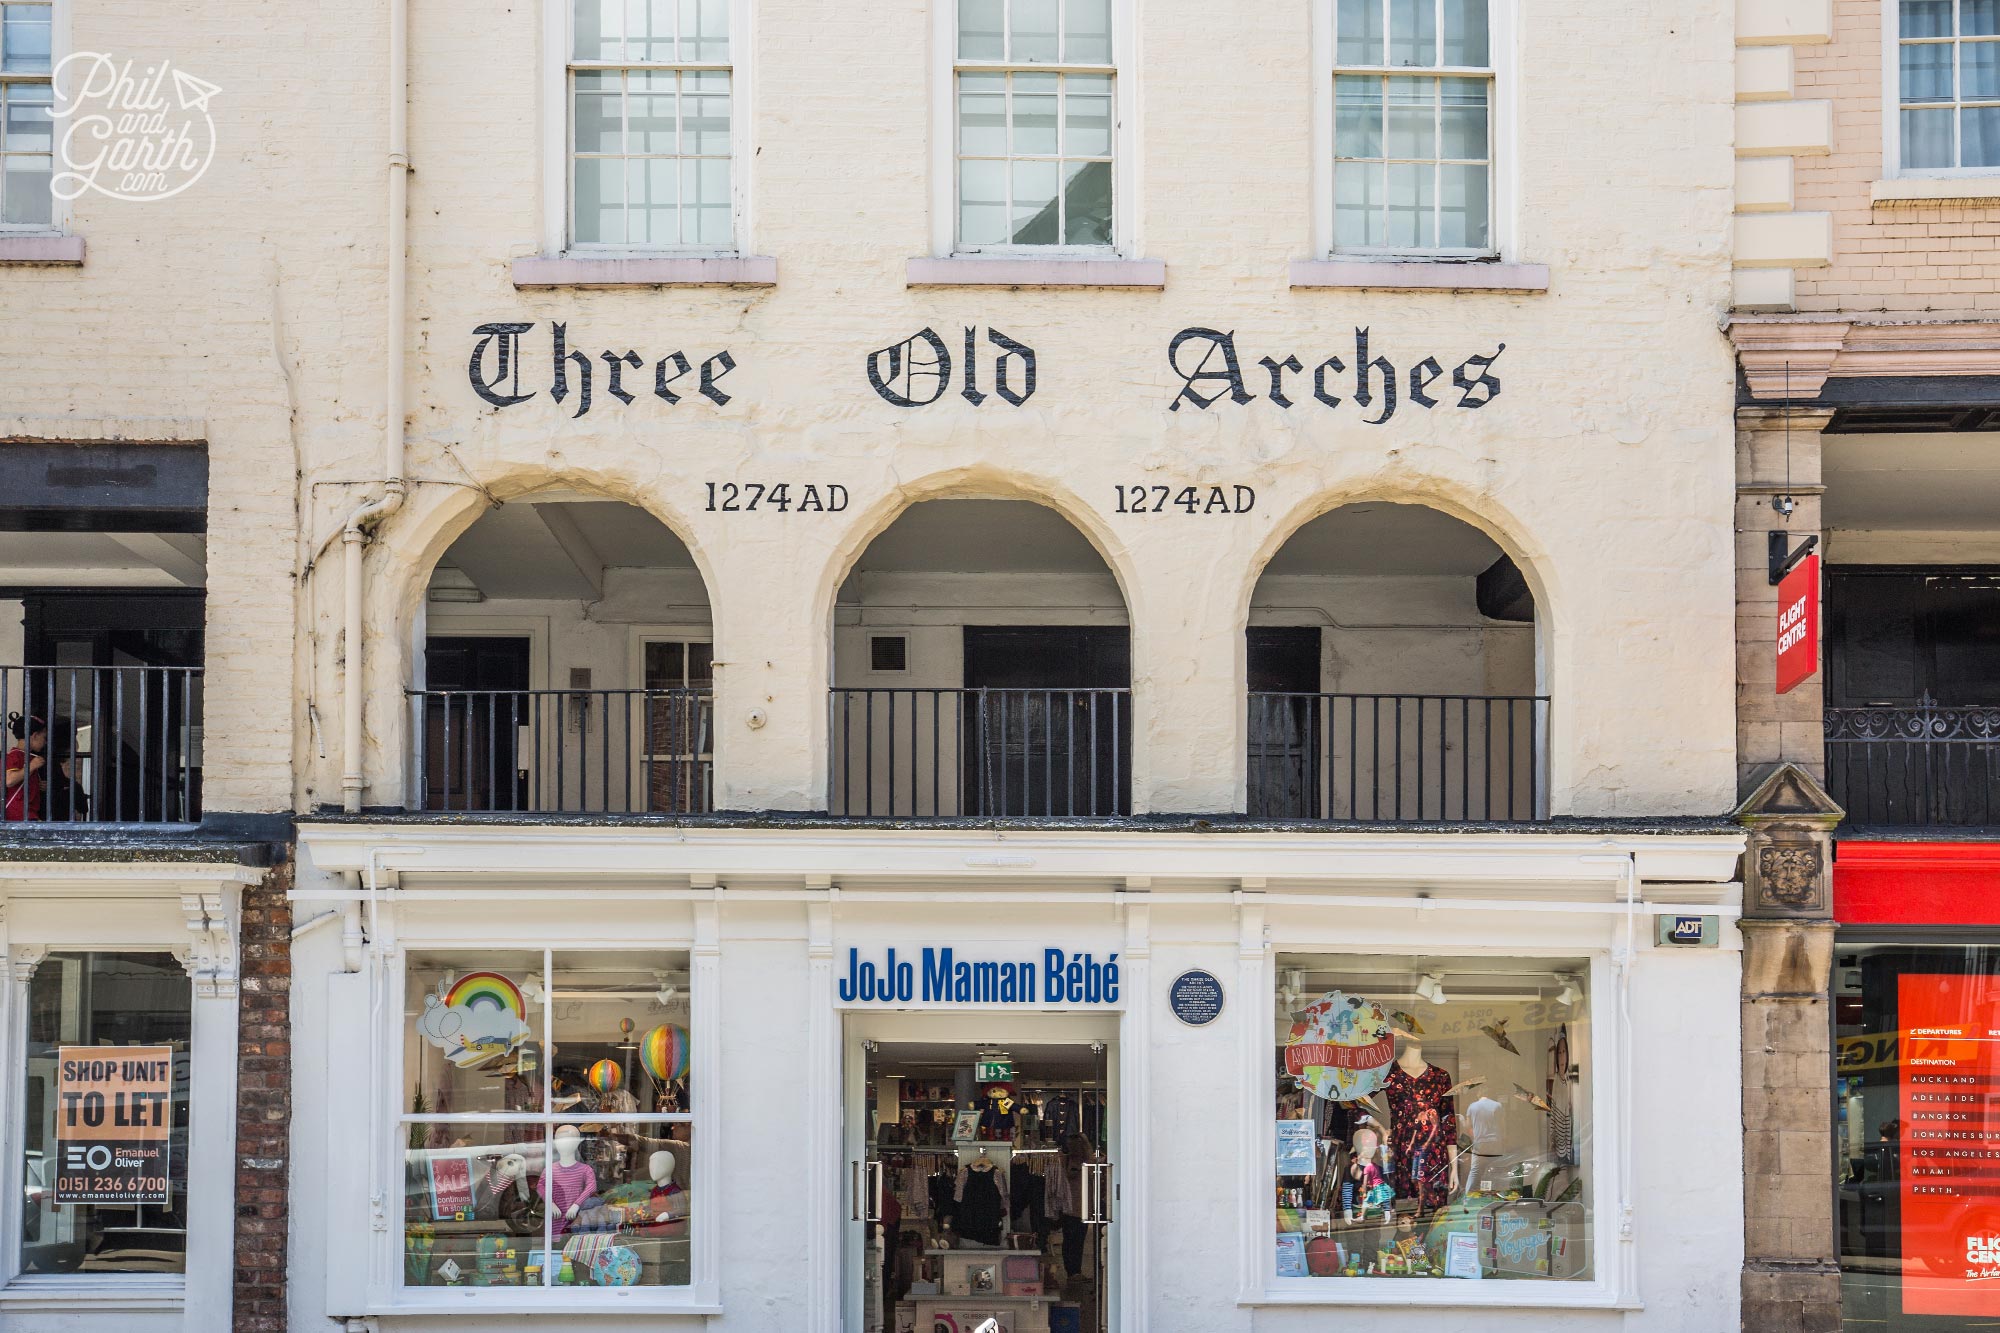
[1383,1042,1458,1212]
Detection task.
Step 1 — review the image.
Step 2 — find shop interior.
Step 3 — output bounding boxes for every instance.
[1272,953,1593,1282]
[862,1040,1111,1333]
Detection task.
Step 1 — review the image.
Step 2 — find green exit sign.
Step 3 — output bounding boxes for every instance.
[975,1058,1013,1082]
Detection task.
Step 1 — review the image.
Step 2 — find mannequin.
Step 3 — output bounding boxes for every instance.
[536,1124,599,1237]
[1383,1040,1459,1211]
[648,1148,689,1226]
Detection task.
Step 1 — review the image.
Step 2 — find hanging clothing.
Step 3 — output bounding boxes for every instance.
[1550,1024,1576,1164]
[1383,1061,1456,1212]
[927,1167,959,1225]
[1009,1157,1046,1234]
[954,1163,1008,1245]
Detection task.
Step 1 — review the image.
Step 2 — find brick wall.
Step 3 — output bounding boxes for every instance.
[1792,0,2000,315]
[234,862,292,1333]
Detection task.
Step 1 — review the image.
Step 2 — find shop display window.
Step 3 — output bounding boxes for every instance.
[16,951,192,1277]
[1834,940,2000,1331]
[400,949,693,1291]
[1271,953,1593,1282]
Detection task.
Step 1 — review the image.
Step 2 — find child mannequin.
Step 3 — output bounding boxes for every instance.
[1348,1123,1395,1219]
[536,1124,598,1238]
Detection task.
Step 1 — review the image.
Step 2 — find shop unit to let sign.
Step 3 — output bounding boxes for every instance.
[1776,552,1820,695]
[1898,974,2000,1315]
[55,1046,174,1205]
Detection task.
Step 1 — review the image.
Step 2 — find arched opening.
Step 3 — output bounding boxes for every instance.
[830,498,1132,817]
[1246,503,1544,821]
[413,492,713,813]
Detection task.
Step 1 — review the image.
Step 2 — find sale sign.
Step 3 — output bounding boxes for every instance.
[55,1046,175,1205]
[1899,975,2000,1314]
[1776,552,1820,695]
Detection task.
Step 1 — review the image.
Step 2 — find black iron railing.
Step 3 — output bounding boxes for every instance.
[1825,702,2000,826]
[408,688,712,814]
[830,687,1132,817]
[0,665,203,825]
[1247,692,1548,822]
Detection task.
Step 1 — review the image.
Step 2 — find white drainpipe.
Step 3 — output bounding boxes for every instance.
[340,0,411,813]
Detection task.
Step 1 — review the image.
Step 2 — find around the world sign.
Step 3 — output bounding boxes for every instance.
[836,945,1121,1006]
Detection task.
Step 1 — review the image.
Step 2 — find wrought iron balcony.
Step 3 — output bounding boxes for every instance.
[0,665,203,826]
[408,687,713,814]
[1825,702,2000,827]
[830,687,1132,818]
[1248,692,1549,822]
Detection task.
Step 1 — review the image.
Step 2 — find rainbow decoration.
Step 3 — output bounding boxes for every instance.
[641,1024,689,1083]
[587,1058,623,1094]
[443,971,527,1021]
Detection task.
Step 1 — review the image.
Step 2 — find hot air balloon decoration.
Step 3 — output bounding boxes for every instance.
[642,1024,690,1084]
[586,1058,623,1095]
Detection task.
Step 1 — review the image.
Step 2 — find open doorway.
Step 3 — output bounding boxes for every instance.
[848,1028,1116,1333]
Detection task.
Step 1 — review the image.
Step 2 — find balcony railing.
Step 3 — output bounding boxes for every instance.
[408,688,713,814]
[830,687,1132,818]
[1248,692,1548,822]
[1825,702,2000,826]
[0,665,203,825]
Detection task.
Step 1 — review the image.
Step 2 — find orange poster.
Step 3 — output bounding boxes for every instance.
[54,1046,175,1205]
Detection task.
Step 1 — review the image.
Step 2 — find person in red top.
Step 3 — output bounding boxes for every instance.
[4,713,47,822]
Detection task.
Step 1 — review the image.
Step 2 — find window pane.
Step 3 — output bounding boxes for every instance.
[1274,954,1594,1283]
[407,953,547,1111]
[1386,160,1434,248]
[1065,0,1112,63]
[1442,0,1488,65]
[573,0,621,60]
[1010,158,1059,243]
[689,156,731,244]
[550,951,693,1112]
[1334,76,1384,158]
[1335,159,1384,248]
[1903,105,1955,167]
[1439,77,1488,158]
[1063,159,1112,243]
[402,1122,548,1288]
[575,78,624,154]
[959,86,1007,155]
[1900,0,1952,38]
[2,155,50,226]
[1966,40,2000,98]
[1011,0,1059,63]
[1965,104,2000,166]
[573,157,622,244]
[626,158,670,246]
[1012,74,1058,155]
[1969,0,2000,36]
[686,0,728,60]
[683,72,729,154]
[960,158,1009,244]
[1063,75,1113,156]
[1389,0,1437,66]
[631,89,677,155]
[1385,76,1435,158]
[1337,0,1384,65]
[1,4,52,73]
[1901,41,1953,101]
[4,83,52,152]
[1440,160,1488,248]
[20,954,191,1276]
[959,0,1004,59]
[615,0,667,61]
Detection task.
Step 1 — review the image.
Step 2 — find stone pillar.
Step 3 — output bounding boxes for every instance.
[1736,763,1843,1333]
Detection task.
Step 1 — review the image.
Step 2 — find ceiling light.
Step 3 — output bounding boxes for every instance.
[1556,982,1580,1008]
[1415,973,1448,1006]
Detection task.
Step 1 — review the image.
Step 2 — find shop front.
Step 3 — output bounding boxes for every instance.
[291,823,1746,1333]
[1833,841,2000,1333]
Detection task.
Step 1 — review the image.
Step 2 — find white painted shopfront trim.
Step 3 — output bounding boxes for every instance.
[0,862,259,1333]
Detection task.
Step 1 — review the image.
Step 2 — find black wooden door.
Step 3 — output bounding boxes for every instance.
[424,637,531,810]
[961,627,1130,816]
[1247,627,1321,818]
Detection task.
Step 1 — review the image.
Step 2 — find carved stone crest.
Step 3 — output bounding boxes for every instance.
[1757,845,1821,908]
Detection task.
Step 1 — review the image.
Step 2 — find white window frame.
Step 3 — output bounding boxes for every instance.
[541,0,753,257]
[365,927,722,1316]
[0,0,67,235]
[1882,0,2000,177]
[1311,0,1514,260]
[1242,937,1631,1309]
[928,0,1139,258]
[629,629,715,814]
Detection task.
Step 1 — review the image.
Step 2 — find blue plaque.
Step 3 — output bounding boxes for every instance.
[1168,969,1225,1027]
